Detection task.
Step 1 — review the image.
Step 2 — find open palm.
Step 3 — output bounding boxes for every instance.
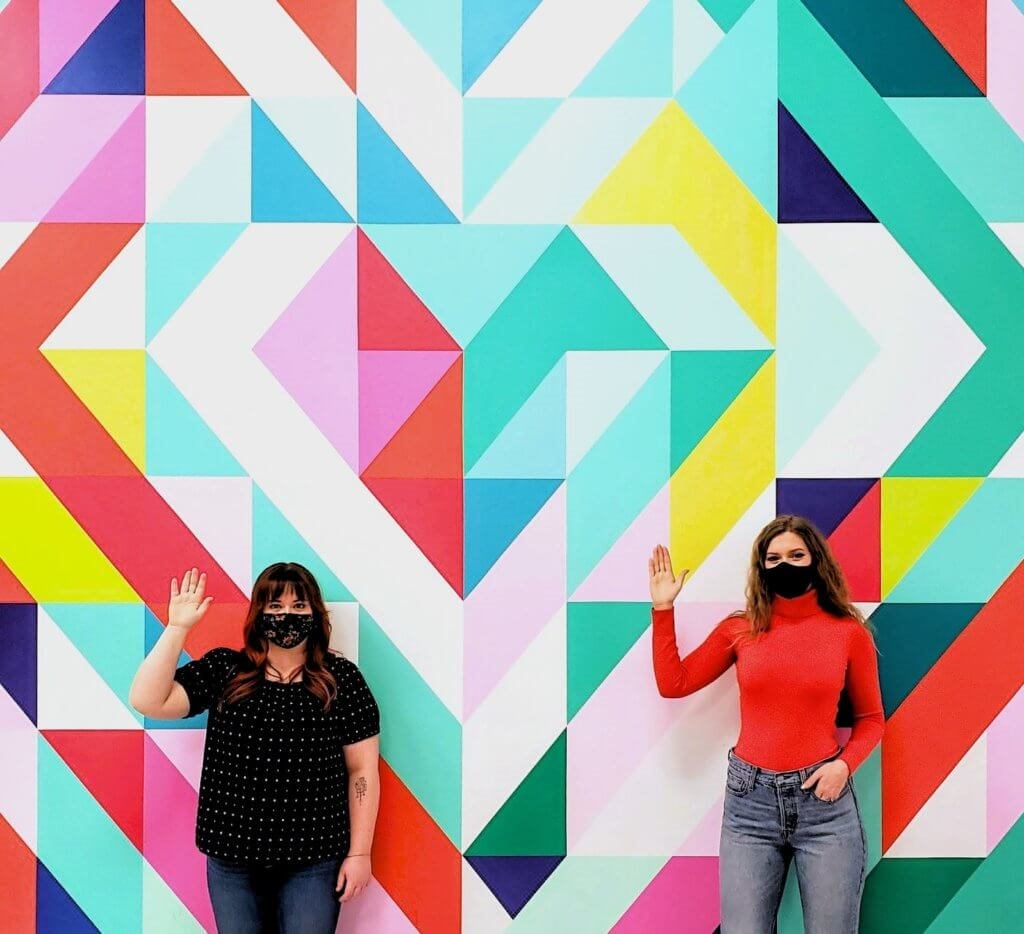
[649,545,688,608]
[168,567,213,630]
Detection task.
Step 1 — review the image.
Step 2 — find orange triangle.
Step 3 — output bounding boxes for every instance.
[0,815,34,931]
[279,0,357,93]
[0,556,33,602]
[363,357,462,479]
[906,0,986,94]
[146,0,246,95]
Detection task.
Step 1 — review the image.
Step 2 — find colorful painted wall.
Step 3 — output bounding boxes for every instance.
[1,0,1023,931]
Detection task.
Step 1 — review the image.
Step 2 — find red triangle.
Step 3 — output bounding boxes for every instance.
[0,0,39,139]
[279,0,356,93]
[906,0,986,94]
[0,557,34,602]
[363,478,463,595]
[43,730,145,851]
[364,357,463,480]
[0,815,35,931]
[146,0,246,95]
[829,481,880,602]
[358,230,459,351]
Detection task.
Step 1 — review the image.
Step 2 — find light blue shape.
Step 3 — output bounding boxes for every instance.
[677,0,777,216]
[887,98,1024,222]
[38,738,143,933]
[776,236,878,468]
[575,0,673,97]
[673,0,725,90]
[889,480,1024,602]
[567,359,669,592]
[383,0,461,89]
[463,0,543,91]
[468,358,567,479]
[362,224,560,346]
[464,98,560,214]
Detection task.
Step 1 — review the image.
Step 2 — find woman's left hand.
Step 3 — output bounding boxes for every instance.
[336,854,372,902]
[801,759,850,801]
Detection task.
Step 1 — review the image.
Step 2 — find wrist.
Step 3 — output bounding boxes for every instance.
[652,602,674,611]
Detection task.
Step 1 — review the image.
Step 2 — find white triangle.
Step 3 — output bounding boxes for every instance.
[36,608,138,729]
[886,733,987,857]
[148,729,207,792]
[42,227,145,350]
[991,430,1024,478]
[0,428,34,476]
[0,222,34,269]
[326,601,360,662]
[673,0,724,90]
[462,859,511,933]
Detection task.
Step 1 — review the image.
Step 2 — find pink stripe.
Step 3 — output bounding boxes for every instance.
[463,486,566,718]
[39,0,119,88]
[0,95,141,219]
[148,729,207,793]
[989,0,1024,139]
[987,685,1024,851]
[0,685,37,851]
[341,874,418,931]
[612,857,720,933]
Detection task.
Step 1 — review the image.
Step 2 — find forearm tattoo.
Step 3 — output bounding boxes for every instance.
[354,776,367,804]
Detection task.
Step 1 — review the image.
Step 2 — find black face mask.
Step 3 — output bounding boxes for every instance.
[258,613,315,648]
[763,562,816,599]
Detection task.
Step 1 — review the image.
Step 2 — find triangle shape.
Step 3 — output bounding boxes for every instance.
[829,480,880,601]
[384,0,460,89]
[776,478,877,538]
[45,101,145,222]
[463,99,560,214]
[39,0,119,89]
[43,350,145,470]
[147,729,205,791]
[575,0,672,97]
[362,477,463,595]
[253,233,359,470]
[0,815,35,930]
[43,0,144,94]
[363,356,463,479]
[44,228,145,350]
[357,103,458,224]
[905,0,986,93]
[0,560,35,603]
[673,0,724,90]
[145,0,246,95]
[462,0,543,91]
[252,102,350,222]
[279,0,357,91]
[778,103,876,223]
[142,860,205,933]
[858,856,980,933]
[465,479,562,596]
[43,730,144,850]
[467,731,566,856]
[0,604,37,724]
[142,609,208,731]
[358,351,461,473]
[0,427,34,477]
[145,355,245,476]
[37,861,99,933]
[466,856,564,918]
[145,223,244,343]
[357,230,459,350]
[567,602,651,720]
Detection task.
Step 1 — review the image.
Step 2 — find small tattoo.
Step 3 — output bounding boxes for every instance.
[355,776,367,803]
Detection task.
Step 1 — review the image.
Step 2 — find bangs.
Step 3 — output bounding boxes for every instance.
[252,564,314,605]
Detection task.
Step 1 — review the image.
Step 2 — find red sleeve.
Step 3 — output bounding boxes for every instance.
[652,607,737,698]
[837,625,886,773]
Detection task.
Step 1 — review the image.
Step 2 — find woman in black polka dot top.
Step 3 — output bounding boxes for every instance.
[129,562,381,933]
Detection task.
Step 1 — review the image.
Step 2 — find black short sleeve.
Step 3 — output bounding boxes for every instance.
[330,655,381,745]
[173,647,241,717]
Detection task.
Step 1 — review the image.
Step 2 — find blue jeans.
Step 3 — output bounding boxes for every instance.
[206,855,343,934]
[719,749,867,933]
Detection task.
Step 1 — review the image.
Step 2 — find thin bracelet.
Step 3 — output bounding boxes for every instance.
[347,852,370,857]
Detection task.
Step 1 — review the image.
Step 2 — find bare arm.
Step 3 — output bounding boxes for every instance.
[337,735,381,903]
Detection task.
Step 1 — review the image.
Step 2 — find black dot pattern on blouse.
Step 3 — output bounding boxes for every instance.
[173,647,380,864]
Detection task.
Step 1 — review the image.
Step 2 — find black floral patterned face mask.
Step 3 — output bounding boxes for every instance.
[258,613,315,648]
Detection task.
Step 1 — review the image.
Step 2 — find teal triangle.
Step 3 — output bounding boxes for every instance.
[468,357,566,480]
[677,0,777,216]
[575,0,672,97]
[465,479,562,596]
[671,350,772,469]
[251,102,351,222]
[143,609,206,729]
[383,0,461,89]
[145,356,246,476]
[252,485,355,602]
[145,224,245,343]
[464,98,560,214]
[357,103,457,224]
[567,603,651,719]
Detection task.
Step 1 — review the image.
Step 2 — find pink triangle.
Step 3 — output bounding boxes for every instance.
[358,349,461,473]
[254,232,360,470]
[39,0,120,88]
[612,857,719,933]
[45,100,145,222]
[147,728,206,792]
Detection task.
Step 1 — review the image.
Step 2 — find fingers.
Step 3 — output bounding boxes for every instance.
[800,768,821,790]
[170,577,179,599]
[648,558,655,580]
[194,571,207,603]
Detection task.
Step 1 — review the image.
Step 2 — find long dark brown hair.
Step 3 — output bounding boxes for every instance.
[736,515,870,637]
[219,563,339,711]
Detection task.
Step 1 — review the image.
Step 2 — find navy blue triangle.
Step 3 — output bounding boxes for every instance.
[37,861,100,933]
[44,0,145,95]
[776,478,877,538]
[465,855,564,918]
[0,604,36,724]
[778,104,875,223]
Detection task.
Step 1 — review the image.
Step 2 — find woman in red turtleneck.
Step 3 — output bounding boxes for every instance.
[649,514,884,934]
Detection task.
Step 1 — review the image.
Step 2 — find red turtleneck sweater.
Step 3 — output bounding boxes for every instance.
[652,590,884,773]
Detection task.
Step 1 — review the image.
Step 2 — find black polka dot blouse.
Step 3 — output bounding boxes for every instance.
[173,648,380,865]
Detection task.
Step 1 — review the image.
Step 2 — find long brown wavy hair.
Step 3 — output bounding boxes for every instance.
[219,563,339,712]
[736,515,870,638]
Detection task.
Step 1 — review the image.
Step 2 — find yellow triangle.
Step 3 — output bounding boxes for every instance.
[881,477,983,597]
[42,350,145,471]
[575,101,776,343]
[670,356,775,572]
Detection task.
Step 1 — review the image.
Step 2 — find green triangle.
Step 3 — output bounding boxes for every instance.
[143,861,204,934]
[467,731,566,856]
[861,857,980,933]
[567,603,650,720]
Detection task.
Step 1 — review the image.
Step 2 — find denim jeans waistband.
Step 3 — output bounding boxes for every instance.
[727,747,844,787]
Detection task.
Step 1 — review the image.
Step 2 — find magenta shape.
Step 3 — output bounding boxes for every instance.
[612,857,720,933]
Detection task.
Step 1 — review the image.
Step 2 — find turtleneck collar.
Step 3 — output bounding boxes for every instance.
[772,587,822,620]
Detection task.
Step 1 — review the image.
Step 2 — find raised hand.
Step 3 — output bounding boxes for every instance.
[649,545,688,609]
[168,568,214,631]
